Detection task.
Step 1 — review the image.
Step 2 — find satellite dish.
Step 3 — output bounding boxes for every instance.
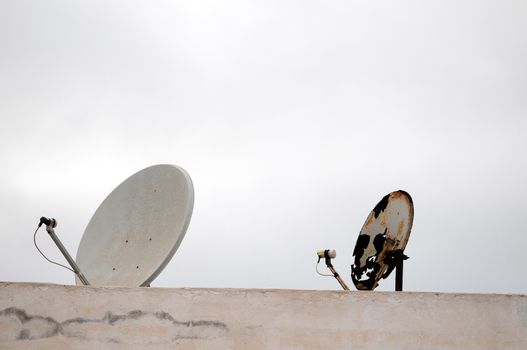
[351,190,413,290]
[75,164,194,287]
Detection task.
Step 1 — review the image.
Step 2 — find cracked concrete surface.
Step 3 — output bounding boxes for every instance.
[0,282,526,349]
[0,307,227,344]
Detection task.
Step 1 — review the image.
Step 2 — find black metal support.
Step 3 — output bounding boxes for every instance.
[395,258,403,291]
[383,249,408,292]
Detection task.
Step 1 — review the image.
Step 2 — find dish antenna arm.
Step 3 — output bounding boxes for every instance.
[39,217,90,286]
[316,249,350,291]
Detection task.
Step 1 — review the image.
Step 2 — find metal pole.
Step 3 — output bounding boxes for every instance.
[322,250,350,291]
[328,266,350,291]
[46,228,90,285]
[395,258,403,291]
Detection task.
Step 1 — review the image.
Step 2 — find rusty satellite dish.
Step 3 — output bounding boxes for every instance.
[75,164,194,287]
[351,190,414,290]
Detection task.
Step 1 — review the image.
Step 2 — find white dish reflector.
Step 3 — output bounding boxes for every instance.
[75,164,194,287]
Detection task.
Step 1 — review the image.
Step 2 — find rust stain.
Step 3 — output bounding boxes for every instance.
[396,220,404,243]
[391,191,405,200]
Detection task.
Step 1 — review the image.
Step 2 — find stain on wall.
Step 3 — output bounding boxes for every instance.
[0,307,228,345]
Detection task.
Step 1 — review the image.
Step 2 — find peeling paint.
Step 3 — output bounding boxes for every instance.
[351,190,414,290]
[372,194,390,218]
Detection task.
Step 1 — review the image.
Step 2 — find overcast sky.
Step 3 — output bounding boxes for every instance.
[1,0,526,294]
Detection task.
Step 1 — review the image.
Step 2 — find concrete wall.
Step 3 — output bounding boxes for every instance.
[0,282,526,349]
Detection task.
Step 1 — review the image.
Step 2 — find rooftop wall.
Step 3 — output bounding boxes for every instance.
[0,282,526,349]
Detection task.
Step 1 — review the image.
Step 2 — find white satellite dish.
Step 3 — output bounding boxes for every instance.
[75,164,194,287]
